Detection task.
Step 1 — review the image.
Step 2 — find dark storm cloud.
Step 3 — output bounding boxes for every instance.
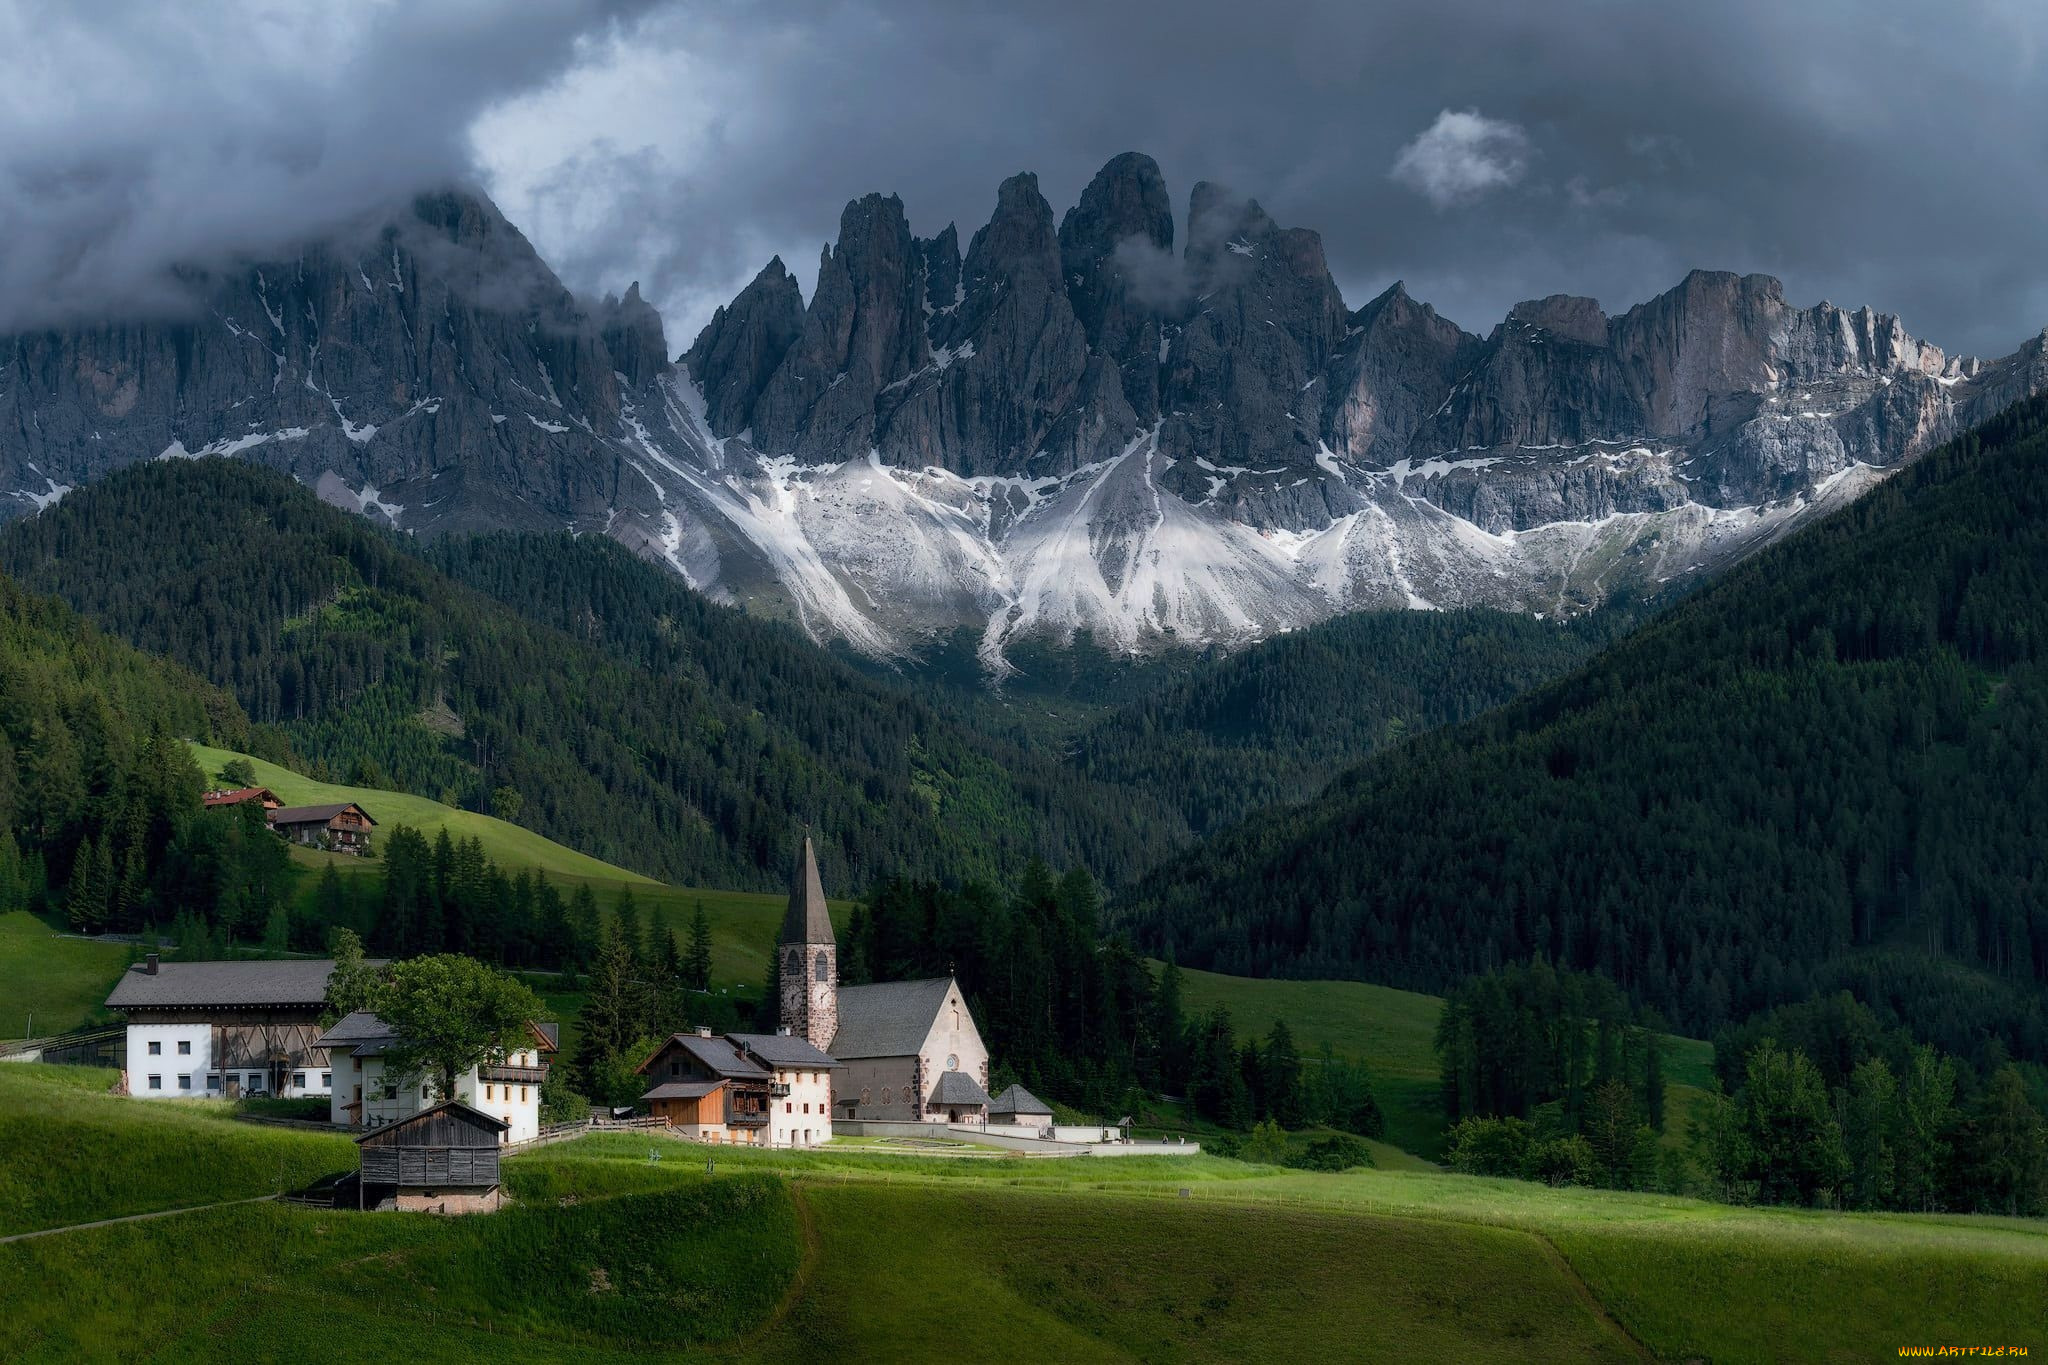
[487,0,2045,359]
[7,0,2044,359]
[0,0,653,332]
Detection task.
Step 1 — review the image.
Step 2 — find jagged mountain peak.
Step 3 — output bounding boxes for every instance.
[4,157,2045,677]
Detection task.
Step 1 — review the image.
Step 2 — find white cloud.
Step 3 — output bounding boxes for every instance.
[1389,108,1531,209]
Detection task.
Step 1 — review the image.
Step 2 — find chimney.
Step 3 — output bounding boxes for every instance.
[695,1026,713,1038]
[778,1025,792,1037]
[144,953,160,976]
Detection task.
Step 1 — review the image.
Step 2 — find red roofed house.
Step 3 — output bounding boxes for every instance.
[202,786,280,811]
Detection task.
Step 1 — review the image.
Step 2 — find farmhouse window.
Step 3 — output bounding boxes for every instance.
[520,1086,528,1102]
[786,1102,792,1114]
[147,1075,161,1089]
[206,1074,220,1090]
[177,1041,191,1055]
[178,1075,191,1090]
[486,1084,494,1101]
[247,1074,263,1091]
[291,1072,305,1089]
[320,1072,330,1087]
[148,1041,161,1055]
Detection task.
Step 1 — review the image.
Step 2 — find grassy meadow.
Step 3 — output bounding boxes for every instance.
[0,912,136,1040]
[2,1067,2040,1364]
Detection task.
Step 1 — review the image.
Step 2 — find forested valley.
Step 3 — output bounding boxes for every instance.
[1122,395,2048,1068]
[0,458,1606,894]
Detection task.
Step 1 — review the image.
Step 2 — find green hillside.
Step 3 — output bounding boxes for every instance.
[0,459,1185,892]
[193,741,849,994]
[0,913,133,1040]
[188,744,651,884]
[2,1065,2041,1363]
[1126,395,2048,1061]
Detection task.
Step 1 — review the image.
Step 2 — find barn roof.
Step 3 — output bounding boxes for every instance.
[729,1032,841,1069]
[270,802,377,827]
[106,958,351,1009]
[829,977,958,1060]
[641,1079,727,1101]
[356,1100,508,1146]
[929,1069,992,1107]
[778,832,834,946]
[989,1083,1052,1118]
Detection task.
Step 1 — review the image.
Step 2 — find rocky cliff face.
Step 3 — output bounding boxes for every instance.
[5,157,2045,671]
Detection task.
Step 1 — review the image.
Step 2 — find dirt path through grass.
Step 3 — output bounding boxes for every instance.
[1529,1229,1654,1361]
[0,1194,279,1244]
[716,1179,821,1356]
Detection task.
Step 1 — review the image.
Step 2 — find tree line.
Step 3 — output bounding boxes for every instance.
[842,864,1383,1139]
[1437,963,2047,1216]
[0,571,297,945]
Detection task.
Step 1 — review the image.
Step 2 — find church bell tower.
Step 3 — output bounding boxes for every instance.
[778,831,838,1052]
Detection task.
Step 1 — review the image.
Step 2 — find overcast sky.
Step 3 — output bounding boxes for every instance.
[5,0,2046,356]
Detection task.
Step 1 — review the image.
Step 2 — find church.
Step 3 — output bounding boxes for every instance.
[778,833,994,1125]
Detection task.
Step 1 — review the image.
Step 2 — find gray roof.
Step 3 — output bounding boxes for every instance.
[534,1021,561,1051]
[828,977,958,1060]
[729,1032,842,1069]
[107,958,347,1010]
[315,1010,398,1055]
[269,802,376,827]
[989,1083,1053,1118]
[653,1032,770,1080]
[778,832,834,946]
[929,1069,992,1107]
[641,1079,726,1102]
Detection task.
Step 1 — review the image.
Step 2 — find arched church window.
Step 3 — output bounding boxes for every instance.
[951,1008,960,1031]
[881,1087,892,1105]
[814,949,830,982]
[861,1087,871,1105]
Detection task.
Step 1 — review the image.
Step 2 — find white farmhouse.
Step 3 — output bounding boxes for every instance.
[105,954,350,1100]
[316,1011,557,1145]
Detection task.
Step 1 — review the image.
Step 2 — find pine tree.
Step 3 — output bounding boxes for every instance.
[574,915,642,1094]
[66,835,112,934]
[685,901,714,991]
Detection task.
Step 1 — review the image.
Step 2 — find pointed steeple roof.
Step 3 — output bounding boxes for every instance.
[779,831,834,946]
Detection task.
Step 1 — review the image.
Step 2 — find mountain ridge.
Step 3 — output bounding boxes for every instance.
[4,157,2043,669]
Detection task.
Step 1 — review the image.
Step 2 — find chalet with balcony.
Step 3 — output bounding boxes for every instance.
[268,802,376,854]
[637,1027,777,1144]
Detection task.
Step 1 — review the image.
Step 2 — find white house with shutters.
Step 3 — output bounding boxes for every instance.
[316,1011,557,1145]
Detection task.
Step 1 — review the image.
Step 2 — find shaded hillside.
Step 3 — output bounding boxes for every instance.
[0,570,263,935]
[1075,607,1627,836]
[1122,396,2048,1063]
[0,460,1177,891]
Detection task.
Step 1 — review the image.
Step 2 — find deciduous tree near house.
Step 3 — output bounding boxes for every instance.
[379,953,543,1101]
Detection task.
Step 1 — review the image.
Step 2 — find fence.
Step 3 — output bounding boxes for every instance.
[0,1027,124,1068]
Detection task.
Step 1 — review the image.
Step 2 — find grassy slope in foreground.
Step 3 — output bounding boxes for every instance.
[5,1066,2039,1365]
[0,912,134,1040]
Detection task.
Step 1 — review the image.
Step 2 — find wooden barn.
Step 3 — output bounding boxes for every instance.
[353,1101,509,1214]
